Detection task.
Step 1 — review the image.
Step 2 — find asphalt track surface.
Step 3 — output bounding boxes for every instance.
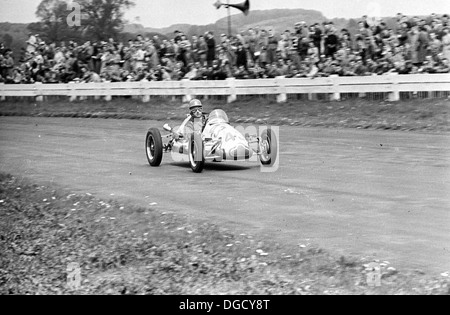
[1,116,449,275]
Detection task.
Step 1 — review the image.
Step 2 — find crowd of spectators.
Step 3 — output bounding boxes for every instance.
[1,12,449,84]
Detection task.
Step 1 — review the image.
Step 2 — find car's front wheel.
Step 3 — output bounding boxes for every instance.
[189,132,205,173]
[145,128,163,166]
[259,128,278,166]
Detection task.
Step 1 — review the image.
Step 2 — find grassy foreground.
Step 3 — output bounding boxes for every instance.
[0,96,449,132]
[0,173,449,295]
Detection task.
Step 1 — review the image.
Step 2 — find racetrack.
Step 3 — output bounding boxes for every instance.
[1,116,449,275]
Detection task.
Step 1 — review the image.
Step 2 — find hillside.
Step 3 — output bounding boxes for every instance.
[125,8,334,37]
[122,8,382,40]
[1,7,402,58]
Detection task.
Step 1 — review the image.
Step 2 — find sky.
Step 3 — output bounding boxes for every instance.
[0,0,449,28]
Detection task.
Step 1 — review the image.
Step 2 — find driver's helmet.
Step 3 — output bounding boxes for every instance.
[189,99,203,118]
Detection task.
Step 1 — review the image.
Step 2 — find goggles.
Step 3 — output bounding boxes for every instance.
[190,107,202,114]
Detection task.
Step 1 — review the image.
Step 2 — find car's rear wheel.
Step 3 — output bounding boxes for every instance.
[189,133,205,173]
[145,128,163,166]
[259,128,278,166]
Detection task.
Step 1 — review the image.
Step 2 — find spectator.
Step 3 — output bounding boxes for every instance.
[160,67,172,81]
[206,31,216,67]
[211,59,227,80]
[234,65,250,79]
[197,35,208,66]
[294,21,309,40]
[435,57,450,73]
[297,37,309,63]
[190,35,200,63]
[417,26,430,65]
[235,43,248,69]
[217,47,229,67]
[307,41,320,64]
[277,30,291,60]
[305,58,319,78]
[428,32,442,58]
[2,50,14,78]
[354,58,370,75]
[257,28,268,54]
[132,43,146,72]
[220,35,237,66]
[422,55,437,73]
[408,25,421,65]
[178,34,192,66]
[245,28,258,62]
[145,41,160,69]
[26,33,38,54]
[11,67,24,83]
[80,66,102,83]
[266,29,278,65]
[324,25,339,58]
[183,63,198,80]
[276,58,289,76]
[247,61,265,79]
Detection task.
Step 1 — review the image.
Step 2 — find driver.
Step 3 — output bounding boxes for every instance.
[174,98,208,139]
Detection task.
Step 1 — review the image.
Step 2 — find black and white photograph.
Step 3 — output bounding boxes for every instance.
[0,0,449,298]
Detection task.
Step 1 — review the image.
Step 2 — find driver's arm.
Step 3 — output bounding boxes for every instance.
[174,114,193,139]
[201,113,209,130]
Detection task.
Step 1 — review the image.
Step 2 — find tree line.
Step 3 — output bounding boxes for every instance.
[27,0,135,44]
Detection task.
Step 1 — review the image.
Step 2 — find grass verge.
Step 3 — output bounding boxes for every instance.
[0,96,449,132]
[0,173,448,295]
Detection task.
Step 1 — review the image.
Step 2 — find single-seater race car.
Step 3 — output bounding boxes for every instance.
[145,109,278,173]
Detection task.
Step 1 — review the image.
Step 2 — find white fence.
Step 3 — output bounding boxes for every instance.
[1,74,449,103]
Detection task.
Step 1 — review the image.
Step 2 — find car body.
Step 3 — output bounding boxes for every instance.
[145,109,277,173]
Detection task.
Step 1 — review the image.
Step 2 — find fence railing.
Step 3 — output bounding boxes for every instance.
[1,74,449,103]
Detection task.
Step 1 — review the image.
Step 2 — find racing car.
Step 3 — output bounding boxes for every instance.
[145,109,277,173]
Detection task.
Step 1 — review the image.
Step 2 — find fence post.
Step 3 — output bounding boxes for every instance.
[35,82,44,102]
[276,76,287,103]
[0,83,5,101]
[141,81,150,103]
[388,73,400,102]
[182,79,192,103]
[329,75,341,101]
[79,83,86,101]
[68,82,77,101]
[104,81,112,101]
[227,77,237,103]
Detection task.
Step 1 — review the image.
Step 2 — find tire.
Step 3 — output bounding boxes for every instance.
[259,128,278,166]
[145,128,163,166]
[189,132,205,173]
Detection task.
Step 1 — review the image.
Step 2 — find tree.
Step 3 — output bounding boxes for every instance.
[34,0,83,43]
[78,0,135,41]
[2,33,13,47]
